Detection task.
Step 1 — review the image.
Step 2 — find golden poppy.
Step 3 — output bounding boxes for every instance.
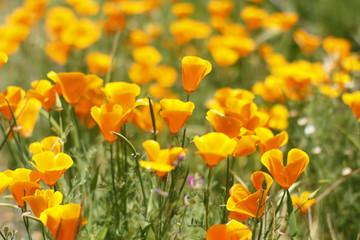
[170,19,211,45]
[254,127,288,155]
[23,189,63,217]
[4,168,41,208]
[154,65,178,87]
[227,171,273,221]
[342,91,360,119]
[45,41,70,65]
[130,29,151,47]
[0,51,8,68]
[40,203,87,240]
[0,86,25,120]
[129,102,164,133]
[15,98,42,137]
[232,129,259,157]
[240,6,268,30]
[26,80,57,111]
[293,28,322,55]
[206,110,243,138]
[261,148,309,189]
[206,220,252,240]
[323,36,351,58]
[0,172,12,197]
[181,56,212,94]
[171,3,195,19]
[90,103,126,142]
[45,7,77,39]
[194,132,237,167]
[291,191,316,213]
[29,136,62,155]
[132,46,162,67]
[103,82,140,112]
[47,71,87,105]
[66,0,99,16]
[86,52,112,75]
[160,99,194,134]
[139,140,186,178]
[31,151,73,187]
[207,1,234,18]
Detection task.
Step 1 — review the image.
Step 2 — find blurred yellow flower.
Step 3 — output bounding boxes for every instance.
[292,191,316,213]
[86,52,112,75]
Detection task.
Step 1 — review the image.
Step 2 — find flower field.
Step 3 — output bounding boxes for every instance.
[0,0,360,239]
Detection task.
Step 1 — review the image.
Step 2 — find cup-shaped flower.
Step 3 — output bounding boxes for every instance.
[291,191,316,213]
[0,86,25,120]
[181,56,212,94]
[206,110,243,138]
[26,80,58,111]
[139,140,186,178]
[254,127,288,155]
[4,168,41,208]
[40,203,87,240]
[206,220,252,240]
[47,71,87,105]
[194,132,237,167]
[91,103,126,143]
[0,51,8,68]
[0,172,12,197]
[261,148,309,189]
[29,136,62,155]
[23,189,63,217]
[31,151,73,187]
[232,129,259,158]
[103,82,141,113]
[227,171,273,222]
[160,99,195,134]
[15,98,42,137]
[130,102,164,133]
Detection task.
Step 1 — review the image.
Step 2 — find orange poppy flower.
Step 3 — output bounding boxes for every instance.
[263,12,299,32]
[224,98,258,125]
[139,140,186,178]
[206,110,243,138]
[45,7,77,39]
[66,0,99,16]
[171,3,195,19]
[27,80,58,111]
[261,148,309,189]
[343,91,360,119]
[264,104,289,130]
[194,132,237,167]
[90,103,126,142]
[181,56,212,94]
[40,203,87,240]
[154,65,178,87]
[210,46,239,67]
[254,127,288,155]
[206,220,252,240]
[31,151,73,187]
[240,6,268,30]
[323,36,351,58]
[207,1,234,18]
[0,172,12,197]
[48,71,87,105]
[128,63,156,84]
[103,82,141,113]
[23,189,63,217]
[45,41,70,65]
[15,98,42,137]
[130,29,151,47]
[227,172,273,222]
[60,19,100,50]
[129,101,164,133]
[29,136,62,156]
[252,75,286,103]
[160,99,194,134]
[232,129,259,157]
[170,19,211,45]
[4,168,41,208]
[293,28,322,55]
[86,52,112,75]
[0,86,25,120]
[133,46,162,67]
[0,51,8,68]
[291,191,316,213]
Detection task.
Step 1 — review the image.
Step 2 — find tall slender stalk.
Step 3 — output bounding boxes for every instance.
[104,31,121,86]
[148,97,157,141]
[223,156,230,223]
[264,189,286,238]
[181,94,191,148]
[204,167,213,230]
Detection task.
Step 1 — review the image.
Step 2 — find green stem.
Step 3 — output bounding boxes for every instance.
[109,144,117,205]
[148,96,157,141]
[223,156,230,223]
[41,223,46,240]
[104,30,121,86]
[0,203,20,209]
[204,167,213,230]
[111,131,148,214]
[181,94,190,148]
[264,189,286,238]
[0,231,5,240]
[252,190,265,240]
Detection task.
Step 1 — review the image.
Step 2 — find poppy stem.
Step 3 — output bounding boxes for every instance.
[109,144,117,206]
[22,208,32,240]
[104,30,121,86]
[223,156,230,223]
[41,223,46,240]
[0,231,6,240]
[252,189,265,239]
[264,189,287,238]
[204,167,213,230]
[148,96,157,141]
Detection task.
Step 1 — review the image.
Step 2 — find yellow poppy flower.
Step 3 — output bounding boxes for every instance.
[23,189,63,217]
[181,56,212,94]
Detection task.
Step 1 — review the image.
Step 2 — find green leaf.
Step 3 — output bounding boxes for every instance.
[90,164,101,193]
[286,189,297,239]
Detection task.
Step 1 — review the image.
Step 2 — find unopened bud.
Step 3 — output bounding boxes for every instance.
[261,173,267,191]
[55,92,62,111]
